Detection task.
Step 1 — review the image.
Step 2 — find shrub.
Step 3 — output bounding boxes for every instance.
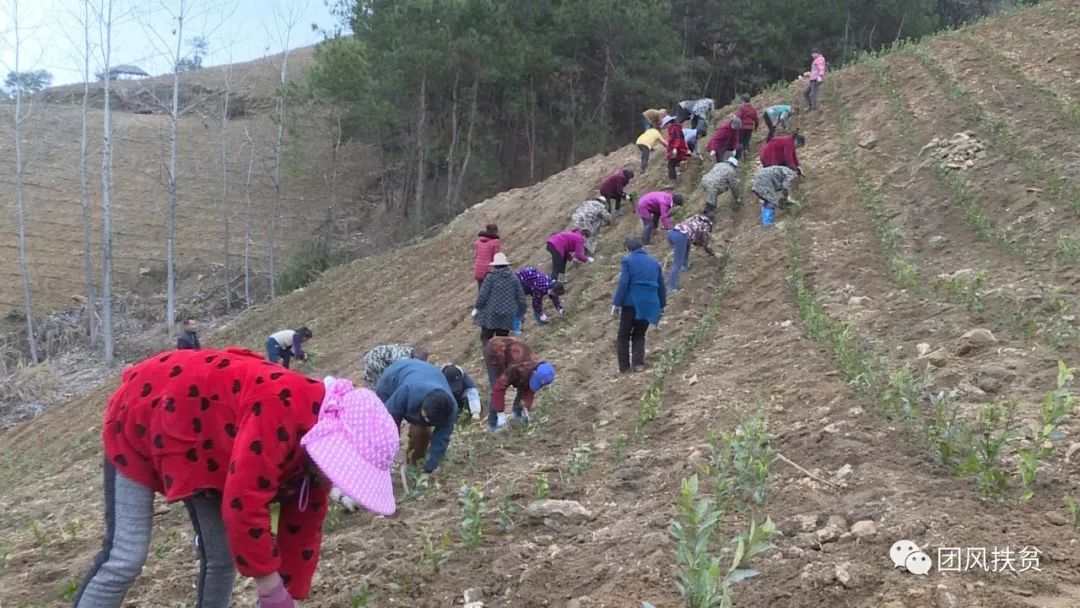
[278,242,330,294]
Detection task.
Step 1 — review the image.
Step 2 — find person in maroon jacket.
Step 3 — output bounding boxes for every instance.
[599,168,634,214]
[707,117,742,162]
[735,95,759,160]
[758,133,805,174]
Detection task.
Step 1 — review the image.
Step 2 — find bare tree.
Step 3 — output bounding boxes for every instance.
[80,0,97,345]
[7,0,39,363]
[99,0,117,364]
[220,59,232,311]
[265,0,308,298]
[140,0,234,327]
[243,126,255,308]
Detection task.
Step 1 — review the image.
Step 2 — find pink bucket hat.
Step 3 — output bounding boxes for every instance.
[301,378,398,516]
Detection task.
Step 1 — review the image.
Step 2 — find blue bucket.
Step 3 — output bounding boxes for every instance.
[761,206,775,227]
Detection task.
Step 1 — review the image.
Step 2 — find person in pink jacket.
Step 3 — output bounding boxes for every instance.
[473,224,501,290]
[636,191,685,246]
[804,49,826,111]
[546,229,593,281]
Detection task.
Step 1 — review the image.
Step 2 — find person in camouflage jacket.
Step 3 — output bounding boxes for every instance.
[572,197,613,253]
[701,156,742,214]
[362,344,430,387]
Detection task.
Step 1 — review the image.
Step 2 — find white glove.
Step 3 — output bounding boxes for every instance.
[465,387,482,419]
[470,308,478,317]
[611,305,618,316]
[538,313,549,323]
[330,486,360,513]
[557,308,566,316]
[587,257,595,263]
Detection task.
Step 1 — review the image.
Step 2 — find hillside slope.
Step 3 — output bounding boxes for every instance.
[3,3,1080,607]
[0,46,381,319]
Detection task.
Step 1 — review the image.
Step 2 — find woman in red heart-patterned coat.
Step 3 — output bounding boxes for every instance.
[73,348,399,608]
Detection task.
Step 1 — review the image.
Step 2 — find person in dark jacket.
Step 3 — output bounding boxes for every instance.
[599,169,634,214]
[735,95,759,159]
[473,252,527,352]
[177,318,200,350]
[483,336,555,430]
[375,358,457,473]
[611,236,666,373]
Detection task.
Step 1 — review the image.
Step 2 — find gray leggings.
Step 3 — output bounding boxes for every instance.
[74,459,237,608]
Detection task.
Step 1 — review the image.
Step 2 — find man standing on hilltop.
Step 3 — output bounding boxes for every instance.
[176,318,200,350]
[804,49,827,111]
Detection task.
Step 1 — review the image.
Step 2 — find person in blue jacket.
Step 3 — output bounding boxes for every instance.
[375,358,457,474]
[611,236,666,373]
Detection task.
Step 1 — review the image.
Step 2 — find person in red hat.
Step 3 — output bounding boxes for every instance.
[73,349,398,608]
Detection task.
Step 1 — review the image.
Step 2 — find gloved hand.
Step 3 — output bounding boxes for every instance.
[556,308,565,316]
[329,486,359,513]
[610,305,618,316]
[256,579,295,608]
[470,308,478,318]
[586,257,595,264]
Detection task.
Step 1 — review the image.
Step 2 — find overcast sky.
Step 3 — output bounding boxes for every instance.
[0,0,340,86]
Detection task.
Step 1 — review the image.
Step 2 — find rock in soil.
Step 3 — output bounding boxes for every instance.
[1045,511,1069,526]
[464,588,484,603]
[850,520,878,539]
[834,561,855,587]
[525,499,593,522]
[956,328,997,355]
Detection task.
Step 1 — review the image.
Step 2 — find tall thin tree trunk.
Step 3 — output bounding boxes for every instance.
[270,51,290,299]
[243,128,254,308]
[12,1,39,364]
[451,74,480,209]
[166,8,185,329]
[526,80,536,183]
[413,74,427,220]
[80,0,96,345]
[220,67,231,311]
[101,0,116,364]
[445,70,460,211]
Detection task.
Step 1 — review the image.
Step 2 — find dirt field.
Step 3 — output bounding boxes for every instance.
[3,2,1080,607]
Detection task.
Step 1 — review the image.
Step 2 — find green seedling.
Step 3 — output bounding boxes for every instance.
[28,520,47,548]
[536,472,550,499]
[611,435,628,461]
[0,543,12,572]
[495,484,519,531]
[349,583,373,608]
[1065,495,1080,529]
[956,403,1016,502]
[1057,236,1080,264]
[401,464,435,502]
[1016,362,1077,500]
[458,482,485,548]
[64,519,84,541]
[669,474,725,608]
[153,529,180,559]
[418,525,454,573]
[58,577,80,602]
[924,389,968,468]
[323,501,343,533]
[704,414,774,509]
[566,441,594,477]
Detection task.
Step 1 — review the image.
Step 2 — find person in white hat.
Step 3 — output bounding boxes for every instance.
[473,252,527,352]
[700,155,742,215]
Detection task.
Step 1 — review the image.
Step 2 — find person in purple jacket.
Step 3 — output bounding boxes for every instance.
[636,191,685,246]
[546,229,593,282]
[516,267,566,325]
